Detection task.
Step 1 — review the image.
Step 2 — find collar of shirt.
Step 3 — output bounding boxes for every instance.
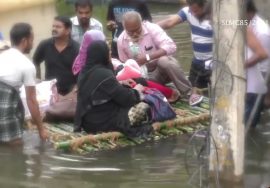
[48,38,76,48]
[71,16,97,28]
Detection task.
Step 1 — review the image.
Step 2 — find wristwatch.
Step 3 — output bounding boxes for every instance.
[145,54,151,62]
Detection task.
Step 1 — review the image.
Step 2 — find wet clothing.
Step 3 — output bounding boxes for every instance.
[244,42,267,128]
[0,81,24,142]
[33,38,79,95]
[177,6,213,88]
[188,58,211,89]
[107,0,152,58]
[0,48,35,142]
[245,93,264,128]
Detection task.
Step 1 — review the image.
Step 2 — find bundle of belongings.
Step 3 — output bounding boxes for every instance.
[20,79,76,122]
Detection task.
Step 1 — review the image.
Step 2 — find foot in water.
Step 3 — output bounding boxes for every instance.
[127,124,153,140]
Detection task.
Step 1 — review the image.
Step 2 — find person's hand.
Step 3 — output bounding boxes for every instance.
[107,21,117,31]
[38,127,49,141]
[120,79,137,88]
[135,54,147,66]
[133,84,145,92]
[133,84,145,100]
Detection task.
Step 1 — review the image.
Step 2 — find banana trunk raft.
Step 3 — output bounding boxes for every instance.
[33,99,210,154]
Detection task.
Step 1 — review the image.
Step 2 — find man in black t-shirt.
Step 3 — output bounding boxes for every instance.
[106,0,152,58]
[33,16,79,96]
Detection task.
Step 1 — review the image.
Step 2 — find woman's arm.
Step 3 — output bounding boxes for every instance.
[101,76,141,108]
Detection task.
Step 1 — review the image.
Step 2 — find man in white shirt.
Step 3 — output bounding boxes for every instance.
[0,23,47,144]
[245,26,268,128]
[70,0,103,44]
[246,0,270,108]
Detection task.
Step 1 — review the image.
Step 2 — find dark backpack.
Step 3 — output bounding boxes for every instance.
[143,88,176,122]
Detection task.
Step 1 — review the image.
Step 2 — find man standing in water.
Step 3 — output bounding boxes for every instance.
[71,0,103,44]
[246,0,270,108]
[158,0,212,105]
[0,23,47,144]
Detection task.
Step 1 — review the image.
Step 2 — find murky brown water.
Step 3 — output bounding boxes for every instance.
[0,1,270,188]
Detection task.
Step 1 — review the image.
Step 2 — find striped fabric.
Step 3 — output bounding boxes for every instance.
[178,7,213,61]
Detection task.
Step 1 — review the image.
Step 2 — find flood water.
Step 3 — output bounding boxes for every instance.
[1,1,270,188]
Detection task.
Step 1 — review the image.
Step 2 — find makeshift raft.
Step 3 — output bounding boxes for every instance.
[40,98,210,154]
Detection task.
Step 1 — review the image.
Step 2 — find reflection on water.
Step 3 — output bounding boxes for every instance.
[0,132,194,188]
[2,124,269,188]
[1,1,270,188]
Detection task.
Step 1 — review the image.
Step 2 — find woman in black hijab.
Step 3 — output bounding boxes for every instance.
[74,40,152,137]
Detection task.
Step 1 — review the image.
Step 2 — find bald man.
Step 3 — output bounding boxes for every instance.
[117,11,192,97]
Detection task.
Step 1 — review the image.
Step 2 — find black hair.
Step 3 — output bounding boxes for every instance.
[246,0,257,13]
[186,0,207,7]
[75,0,93,10]
[54,16,72,29]
[10,22,32,46]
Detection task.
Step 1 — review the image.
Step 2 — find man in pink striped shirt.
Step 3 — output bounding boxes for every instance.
[117,11,192,97]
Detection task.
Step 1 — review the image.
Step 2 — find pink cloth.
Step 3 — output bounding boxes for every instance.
[114,59,173,98]
[72,30,105,75]
[117,21,177,62]
[116,59,142,81]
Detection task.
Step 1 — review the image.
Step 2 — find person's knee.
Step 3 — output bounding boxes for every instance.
[157,56,179,70]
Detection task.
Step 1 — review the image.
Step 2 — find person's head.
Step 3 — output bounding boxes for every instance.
[52,16,72,39]
[186,0,207,19]
[75,0,93,27]
[246,0,257,21]
[81,40,112,74]
[10,22,33,54]
[122,11,143,42]
[73,30,106,75]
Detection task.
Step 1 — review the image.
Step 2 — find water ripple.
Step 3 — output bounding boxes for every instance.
[50,167,122,172]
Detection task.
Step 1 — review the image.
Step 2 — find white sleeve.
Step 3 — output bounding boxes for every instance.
[22,59,36,87]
